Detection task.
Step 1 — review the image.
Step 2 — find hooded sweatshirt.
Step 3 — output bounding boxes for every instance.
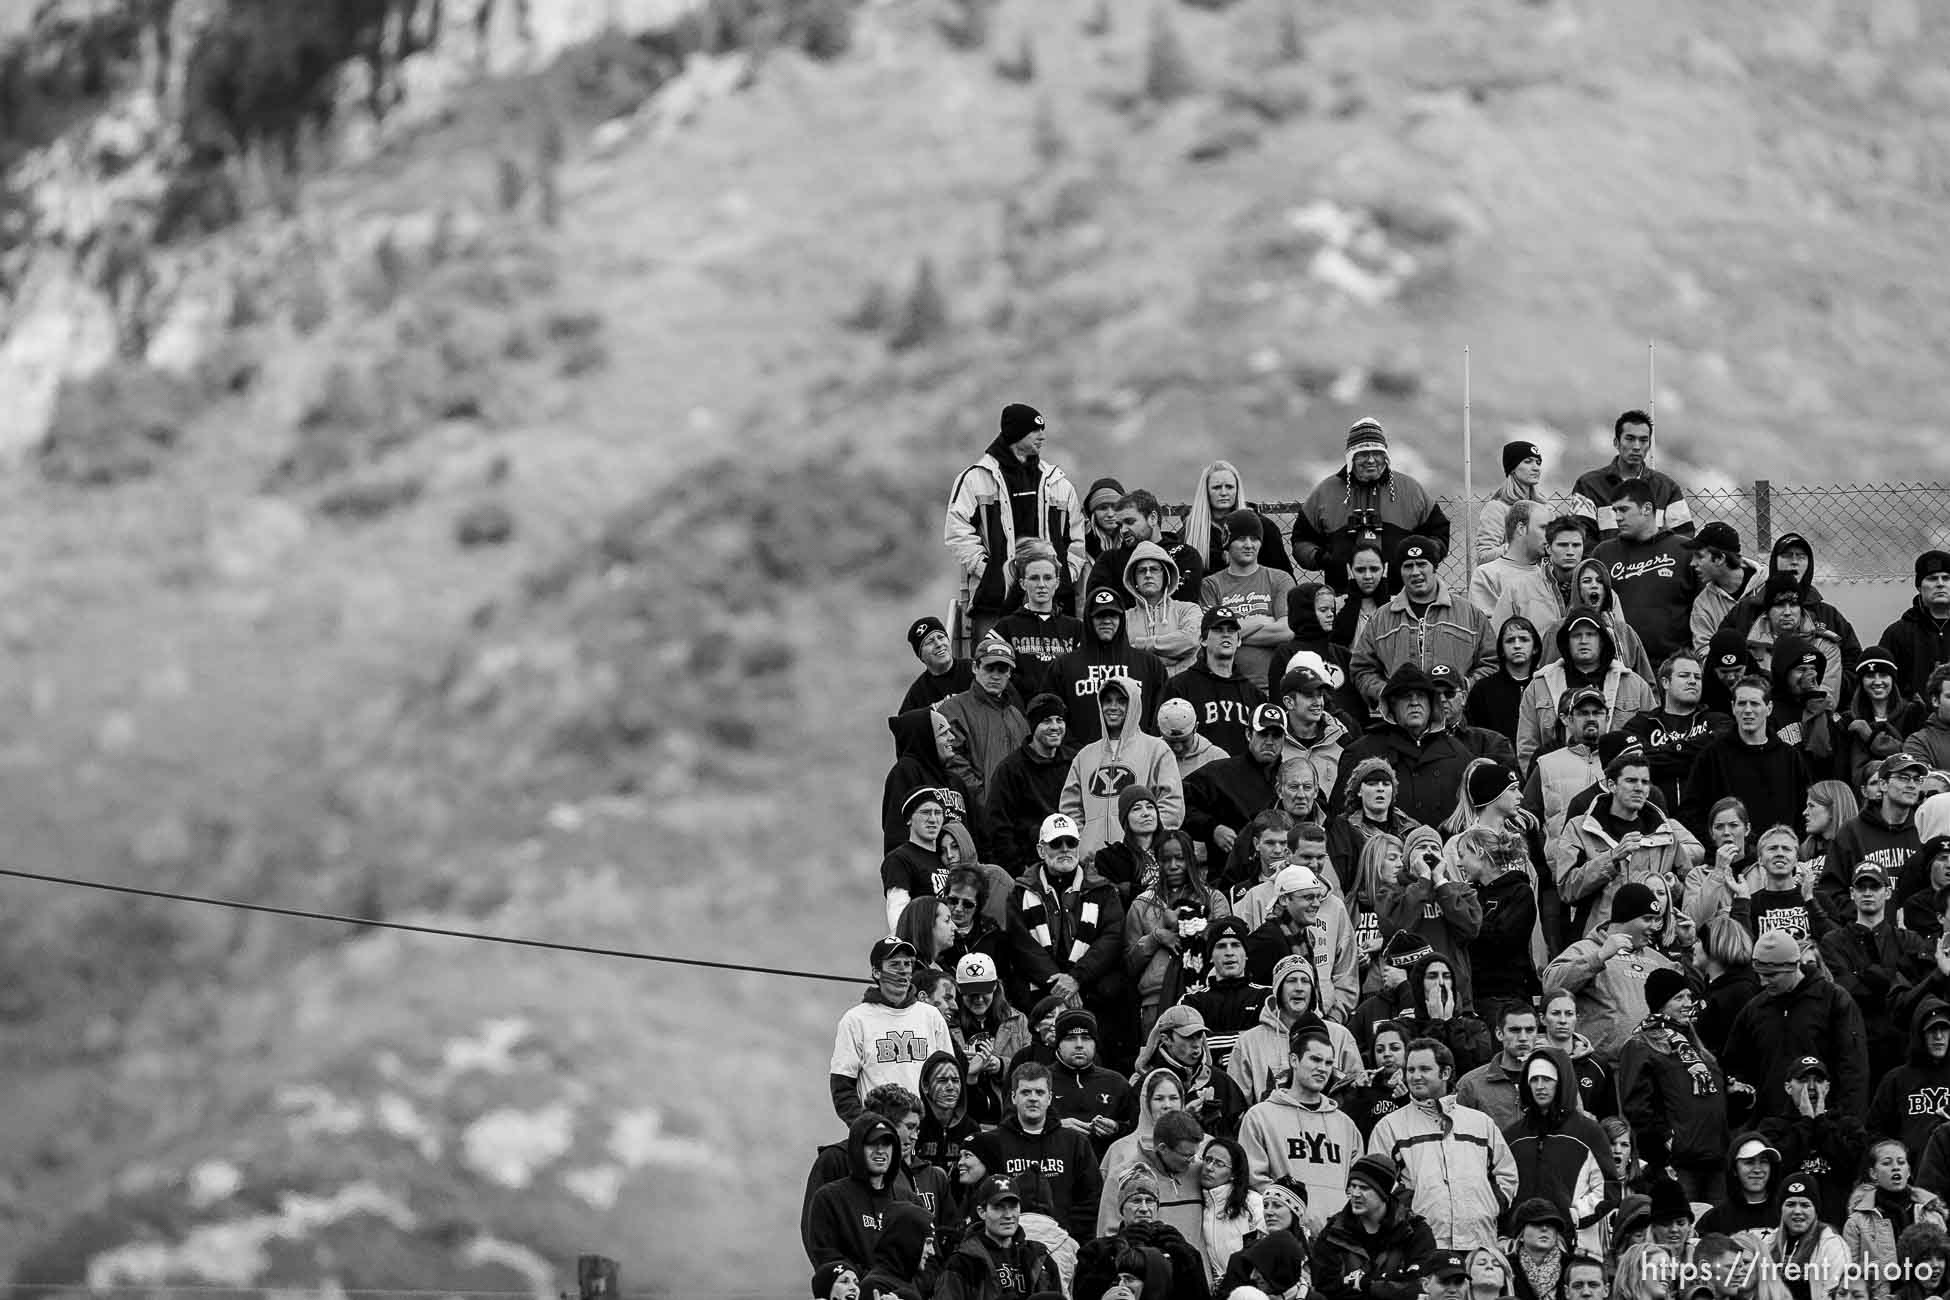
[805,1114,921,1270]
[882,708,979,852]
[1466,614,1543,742]
[1908,713,1950,770]
[860,1201,935,1300]
[1719,534,1864,674]
[1130,1006,1252,1140]
[1268,583,1367,717]
[1059,677,1184,857]
[1227,979,1365,1105]
[1163,655,1266,760]
[916,1050,981,1169]
[1502,1046,1616,1234]
[829,984,956,1123]
[1095,1068,1208,1241]
[1117,539,1202,672]
[1881,595,1950,701]
[1046,597,1171,745]
[934,1225,1061,1300]
[1237,1081,1364,1222]
[1866,996,1950,1164]
[1816,802,1923,921]
[1515,608,1660,768]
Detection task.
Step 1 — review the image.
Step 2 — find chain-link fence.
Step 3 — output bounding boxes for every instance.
[1176,481,1950,590]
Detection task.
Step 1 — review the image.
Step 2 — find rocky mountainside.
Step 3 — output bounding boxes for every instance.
[0,0,1947,1294]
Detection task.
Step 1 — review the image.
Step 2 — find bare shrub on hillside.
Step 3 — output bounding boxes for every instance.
[1083,0,1112,37]
[288,253,331,335]
[886,257,950,352]
[317,474,426,522]
[495,154,526,214]
[839,280,891,332]
[1031,95,1069,165]
[1275,5,1306,62]
[938,0,994,51]
[994,34,1036,83]
[1143,10,1200,103]
[39,367,196,486]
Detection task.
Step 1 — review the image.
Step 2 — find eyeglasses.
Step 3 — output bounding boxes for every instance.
[945,897,979,911]
[1045,838,1080,851]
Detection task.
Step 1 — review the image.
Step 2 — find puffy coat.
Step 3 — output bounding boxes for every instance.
[1843,1184,1949,1300]
[1291,468,1452,596]
[1553,802,1704,939]
[1541,925,1681,1064]
[1309,1200,1437,1300]
[1125,877,1233,1020]
[944,442,1087,616]
[1367,1095,1519,1250]
[1349,589,1497,707]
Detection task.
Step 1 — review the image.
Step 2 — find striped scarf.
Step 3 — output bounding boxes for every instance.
[1019,870,1102,967]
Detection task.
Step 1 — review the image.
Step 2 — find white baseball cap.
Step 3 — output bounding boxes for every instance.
[1156,698,1198,738]
[1039,813,1081,844]
[955,953,998,990]
[1274,864,1324,896]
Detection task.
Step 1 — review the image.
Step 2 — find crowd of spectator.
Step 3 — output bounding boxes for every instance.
[811,402,1950,1300]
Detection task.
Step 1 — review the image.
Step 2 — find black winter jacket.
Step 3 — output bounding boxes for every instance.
[985,737,1079,872]
[1333,722,1475,828]
[1309,1201,1437,1300]
[1721,973,1871,1121]
[1075,1223,1209,1300]
[1879,598,1950,701]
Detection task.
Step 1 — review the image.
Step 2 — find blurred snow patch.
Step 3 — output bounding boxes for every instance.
[462,1235,557,1299]
[610,1107,719,1169]
[187,1160,243,1208]
[87,1184,416,1289]
[463,1102,576,1189]
[563,1165,627,1209]
[376,1093,443,1161]
[441,1017,534,1078]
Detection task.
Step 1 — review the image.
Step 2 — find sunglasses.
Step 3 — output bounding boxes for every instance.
[1045,838,1080,851]
[945,897,979,911]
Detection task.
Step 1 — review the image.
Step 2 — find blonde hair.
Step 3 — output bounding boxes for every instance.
[1187,460,1246,564]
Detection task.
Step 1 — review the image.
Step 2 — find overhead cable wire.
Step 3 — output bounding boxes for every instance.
[0,866,860,985]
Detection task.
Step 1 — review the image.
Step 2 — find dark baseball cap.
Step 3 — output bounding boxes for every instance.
[1201,607,1243,635]
[973,1174,1023,1207]
[1426,664,1463,695]
[1427,1251,1470,1282]
[1788,1055,1828,1080]
[1251,703,1288,734]
[1681,521,1741,556]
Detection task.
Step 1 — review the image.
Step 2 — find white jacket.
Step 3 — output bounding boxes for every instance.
[943,451,1088,587]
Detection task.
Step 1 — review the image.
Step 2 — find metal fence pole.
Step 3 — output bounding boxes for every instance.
[1753,479,1772,552]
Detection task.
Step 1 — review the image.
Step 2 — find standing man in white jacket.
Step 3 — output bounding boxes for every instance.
[1367,1036,1518,1251]
[944,403,1089,646]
